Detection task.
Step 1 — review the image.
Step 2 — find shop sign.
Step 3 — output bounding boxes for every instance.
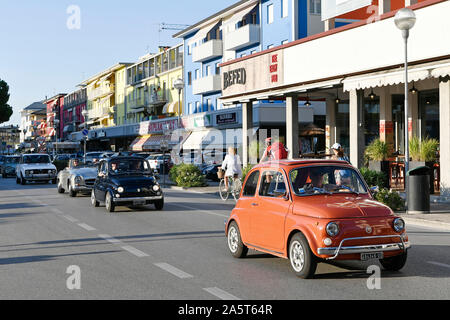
[216,112,237,125]
[139,118,179,135]
[223,68,246,90]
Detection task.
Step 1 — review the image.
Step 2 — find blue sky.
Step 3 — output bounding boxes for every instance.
[0,0,234,125]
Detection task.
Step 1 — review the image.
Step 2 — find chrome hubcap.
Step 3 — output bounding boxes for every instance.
[228,227,238,253]
[290,240,305,272]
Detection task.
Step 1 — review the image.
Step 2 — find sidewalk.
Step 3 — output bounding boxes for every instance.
[162,176,450,231]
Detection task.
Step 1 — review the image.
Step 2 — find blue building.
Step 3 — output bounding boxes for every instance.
[174,0,334,116]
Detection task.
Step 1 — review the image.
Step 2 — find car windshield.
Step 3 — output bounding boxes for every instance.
[290,166,368,196]
[87,153,103,158]
[23,155,51,164]
[109,159,151,175]
[6,157,20,164]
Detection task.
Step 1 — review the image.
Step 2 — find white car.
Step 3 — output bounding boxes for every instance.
[16,154,57,185]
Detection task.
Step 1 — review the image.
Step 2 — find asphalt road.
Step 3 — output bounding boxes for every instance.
[0,177,449,300]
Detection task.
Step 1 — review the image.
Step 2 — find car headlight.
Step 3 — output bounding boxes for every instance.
[74,176,83,183]
[152,185,160,192]
[393,218,405,232]
[326,222,340,237]
[117,186,124,193]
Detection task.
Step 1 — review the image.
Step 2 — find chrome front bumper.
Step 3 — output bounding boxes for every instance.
[25,174,56,181]
[317,235,410,260]
[112,195,163,203]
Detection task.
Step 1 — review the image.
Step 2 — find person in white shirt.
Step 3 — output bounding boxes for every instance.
[221,147,242,190]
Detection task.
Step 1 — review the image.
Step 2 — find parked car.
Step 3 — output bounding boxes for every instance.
[146,154,173,173]
[0,155,5,172]
[53,154,73,162]
[225,159,410,279]
[1,155,20,178]
[16,154,57,185]
[57,159,99,197]
[201,163,222,181]
[90,156,163,212]
[84,151,107,163]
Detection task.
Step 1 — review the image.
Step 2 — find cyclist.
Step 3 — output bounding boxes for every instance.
[221,147,242,191]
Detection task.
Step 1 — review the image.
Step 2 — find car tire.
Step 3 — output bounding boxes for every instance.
[154,198,164,210]
[379,251,407,271]
[227,221,248,258]
[105,192,115,213]
[91,190,99,207]
[57,180,65,194]
[16,175,20,184]
[69,184,77,197]
[20,174,27,185]
[288,233,317,279]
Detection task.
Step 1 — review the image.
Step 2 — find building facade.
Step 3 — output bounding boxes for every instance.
[62,88,87,141]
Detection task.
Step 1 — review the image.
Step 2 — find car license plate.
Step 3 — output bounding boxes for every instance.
[361,252,383,261]
[133,200,145,206]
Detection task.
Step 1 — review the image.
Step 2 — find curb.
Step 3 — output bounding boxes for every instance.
[402,216,450,231]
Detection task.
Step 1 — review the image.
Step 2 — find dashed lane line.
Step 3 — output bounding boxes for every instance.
[121,245,149,258]
[154,262,194,279]
[203,287,240,300]
[77,223,97,231]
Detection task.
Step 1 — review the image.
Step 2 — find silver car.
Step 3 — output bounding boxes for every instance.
[57,159,99,197]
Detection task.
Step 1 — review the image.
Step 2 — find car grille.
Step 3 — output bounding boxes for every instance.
[28,169,51,174]
[84,179,95,187]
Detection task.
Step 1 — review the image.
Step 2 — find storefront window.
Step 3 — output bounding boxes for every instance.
[335,101,349,154]
[364,98,380,147]
[392,95,405,154]
[419,89,439,140]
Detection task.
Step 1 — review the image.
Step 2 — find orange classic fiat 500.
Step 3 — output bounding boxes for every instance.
[225,159,410,279]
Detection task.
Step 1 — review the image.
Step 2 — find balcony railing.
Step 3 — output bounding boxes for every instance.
[192,39,223,63]
[224,24,260,51]
[90,85,115,100]
[192,74,221,95]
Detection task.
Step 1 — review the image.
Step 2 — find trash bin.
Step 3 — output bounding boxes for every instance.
[407,166,430,213]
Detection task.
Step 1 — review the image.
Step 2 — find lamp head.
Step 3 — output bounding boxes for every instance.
[394,8,416,31]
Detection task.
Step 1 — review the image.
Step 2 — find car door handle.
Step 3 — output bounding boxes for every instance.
[251,203,259,206]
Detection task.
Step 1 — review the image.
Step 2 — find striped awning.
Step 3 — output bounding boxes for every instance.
[129,135,151,152]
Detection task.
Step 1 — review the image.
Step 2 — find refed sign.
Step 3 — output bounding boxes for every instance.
[223,68,246,90]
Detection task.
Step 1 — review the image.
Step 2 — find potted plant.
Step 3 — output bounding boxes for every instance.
[364,139,390,176]
[409,136,439,194]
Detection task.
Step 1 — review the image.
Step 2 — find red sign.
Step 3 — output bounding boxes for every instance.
[270,54,279,83]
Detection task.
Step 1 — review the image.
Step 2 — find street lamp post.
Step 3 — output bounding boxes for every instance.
[394,7,416,211]
[82,109,89,163]
[173,78,184,128]
[54,119,60,158]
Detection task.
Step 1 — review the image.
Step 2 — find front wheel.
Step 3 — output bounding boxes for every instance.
[20,174,27,185]
[288,233,317,279]
[69,184,77,197]
[57,180,65,194]
[219,179,229,201]
[91,190,99,207]
[231,178,242,202]
[379,251,407,271]
[105,192,115,213]
[154,198,164,210]
[227,221,248,258]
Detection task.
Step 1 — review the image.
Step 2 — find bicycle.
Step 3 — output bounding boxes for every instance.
[218,169,242,202]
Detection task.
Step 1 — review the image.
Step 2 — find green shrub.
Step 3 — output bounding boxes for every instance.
[374,188,405,212]
[409,136,439,162]
[360,167,389,188]
[364,139,389,161]
[172,163,207,188]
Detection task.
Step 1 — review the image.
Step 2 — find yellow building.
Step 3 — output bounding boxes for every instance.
[125,44,183,124]
[80,63,132,129]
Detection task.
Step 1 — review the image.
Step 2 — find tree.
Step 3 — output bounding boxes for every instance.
[0,79,13,124]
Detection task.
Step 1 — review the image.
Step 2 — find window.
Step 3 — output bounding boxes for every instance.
[267,4,274,24]
[259,171,287,197]
[195,69,200,80]
[282,0,289,18]
[205,65,211,77]
[188,72,192,85]
[195,101,200,113]
[282,39,289,45]
[215,63,220,75]
[267,44,274,49]
[188,103,193,114]
[242,170,260,197]
[206,99,212,112]
[310,0,321,14]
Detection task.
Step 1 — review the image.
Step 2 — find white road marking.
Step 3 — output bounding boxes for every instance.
[169,203,228,218]
[98,234,122,244]
[428,261,450,269]
[77,223,96,231]
[51,208,63,214]
[154,262,193,279]
[62,215,78,223]
[121,245,149,257]
[203,287,240,300]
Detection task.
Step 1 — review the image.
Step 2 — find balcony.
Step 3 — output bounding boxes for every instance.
[224,24,260,51]
[192,39,223,63]
[90,85,115,100]
[192,74,221,95]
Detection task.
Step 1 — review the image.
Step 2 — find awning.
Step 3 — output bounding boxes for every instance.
[188,21,220,46]
[162,102,171,114]
[129,135,151,152]
[343,59,450,92]
[222,3,258,29]
[163,101,181,114]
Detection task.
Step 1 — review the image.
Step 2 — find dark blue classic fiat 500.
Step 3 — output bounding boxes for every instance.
[91,156,164,212]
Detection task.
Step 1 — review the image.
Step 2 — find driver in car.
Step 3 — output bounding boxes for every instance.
[111,162,119,174]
